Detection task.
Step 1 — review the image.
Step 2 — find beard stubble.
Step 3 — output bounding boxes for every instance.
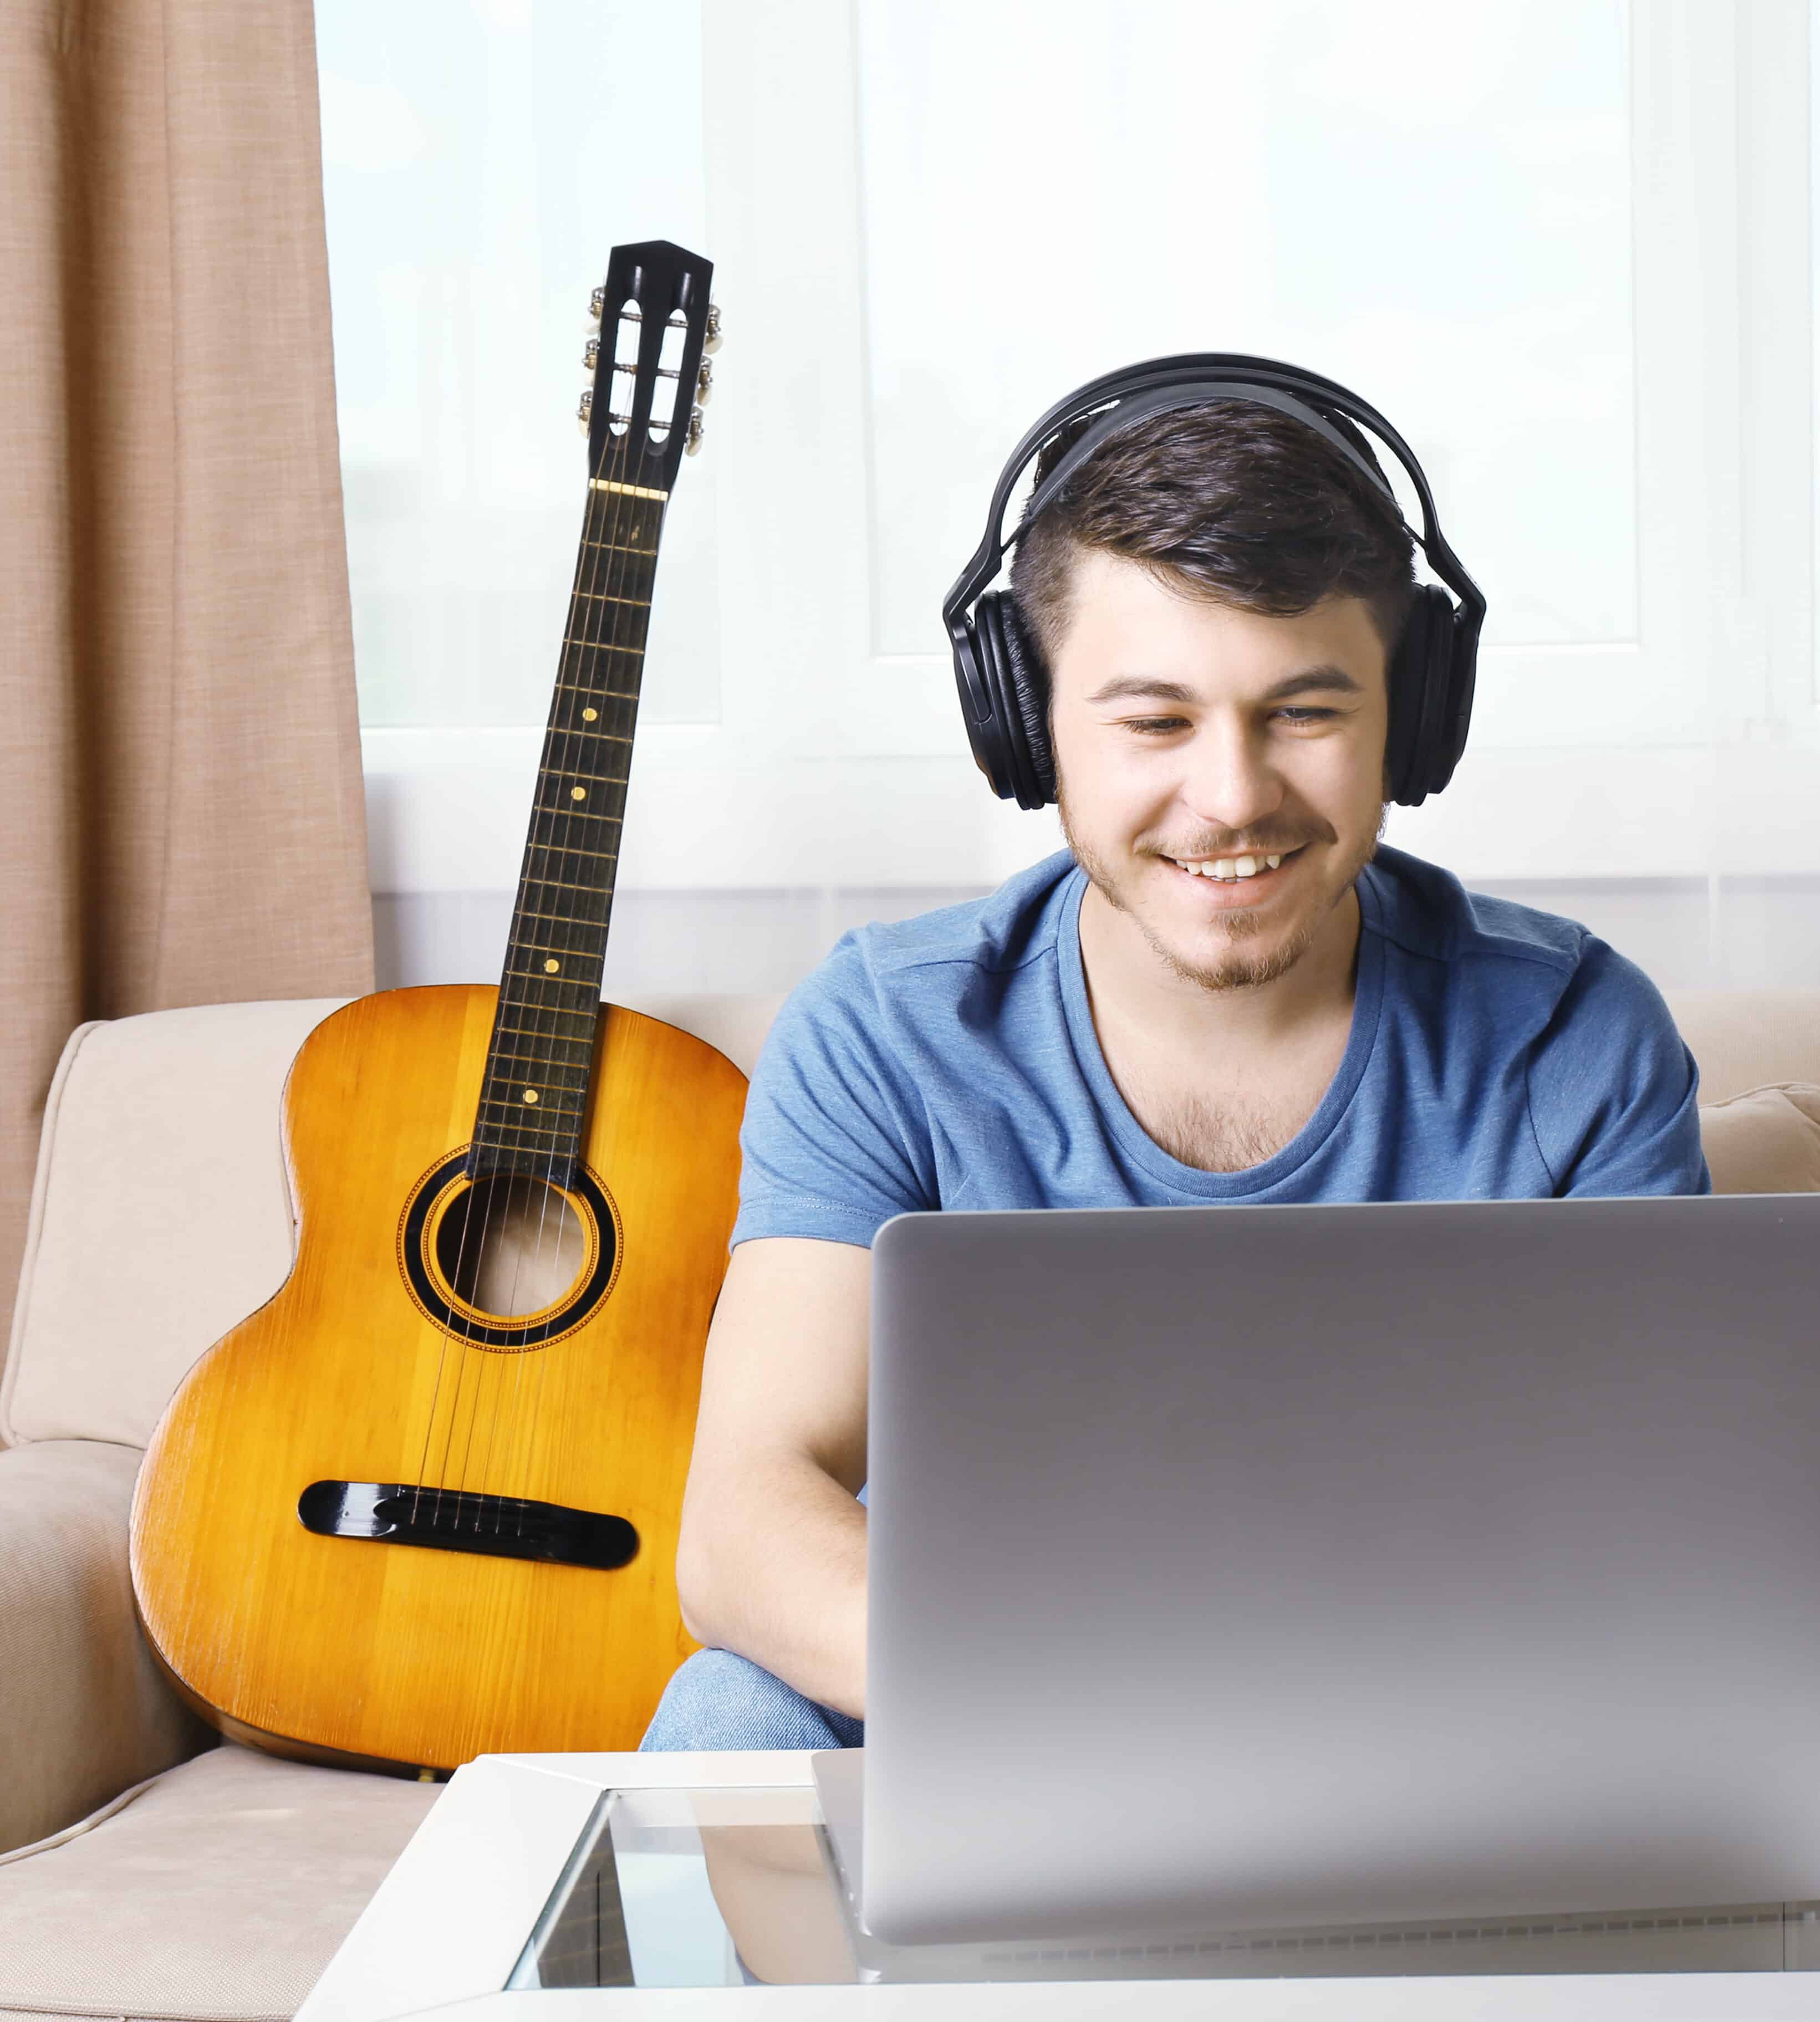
[1057,787,1385,994]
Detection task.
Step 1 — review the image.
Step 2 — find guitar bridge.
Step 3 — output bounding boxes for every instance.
[297,1480,638,1570]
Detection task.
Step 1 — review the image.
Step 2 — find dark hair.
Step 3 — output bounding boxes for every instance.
[1007,399,1418,671]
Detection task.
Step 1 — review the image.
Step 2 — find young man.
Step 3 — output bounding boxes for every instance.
[641,399,1709,1752]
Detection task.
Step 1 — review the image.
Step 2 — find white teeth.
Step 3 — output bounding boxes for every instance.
[1175,852,1288,881]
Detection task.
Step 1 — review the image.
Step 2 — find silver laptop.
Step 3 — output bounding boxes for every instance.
[814,1193,1820,1950]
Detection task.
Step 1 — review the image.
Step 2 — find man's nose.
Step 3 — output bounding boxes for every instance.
[1178,718,1284,834]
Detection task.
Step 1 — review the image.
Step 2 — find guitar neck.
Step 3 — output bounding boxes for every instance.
[468,478,669,1181]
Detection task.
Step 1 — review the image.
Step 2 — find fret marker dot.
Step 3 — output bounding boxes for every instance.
[582,707,598,721]
[522,1089,539,1105]
[544,958,560,973]
[571,787,587,801]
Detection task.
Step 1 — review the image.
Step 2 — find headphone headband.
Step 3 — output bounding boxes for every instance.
[943,353,1484,645]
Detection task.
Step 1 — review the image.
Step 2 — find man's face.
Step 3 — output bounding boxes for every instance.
[1048,549,1390,992]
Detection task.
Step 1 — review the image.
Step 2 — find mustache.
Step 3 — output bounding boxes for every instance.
[1148,825,1331,859]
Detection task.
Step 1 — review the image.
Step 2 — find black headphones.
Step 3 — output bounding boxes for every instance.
[942,355,1486,811]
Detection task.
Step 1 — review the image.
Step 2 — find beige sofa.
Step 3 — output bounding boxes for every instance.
[1,986,1817,2021]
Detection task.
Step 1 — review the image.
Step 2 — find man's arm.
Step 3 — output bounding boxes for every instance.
[674,1236,872,1720]
[1528,939,1710,1197]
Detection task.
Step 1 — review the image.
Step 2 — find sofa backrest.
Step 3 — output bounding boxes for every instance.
[3,988,1817,1450]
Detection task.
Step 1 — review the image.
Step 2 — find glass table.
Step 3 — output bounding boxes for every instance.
[297,1753,1820,2020]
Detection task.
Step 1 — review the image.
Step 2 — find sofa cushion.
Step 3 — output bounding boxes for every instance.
[1698,1083,1820,1196]
[1,1001,348,1449]
[0,1440,207,1857]
[0,1742,439,2022]
[1661,990,1820,1104]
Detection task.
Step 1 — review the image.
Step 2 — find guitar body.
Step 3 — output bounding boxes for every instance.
[130,984,746,1771]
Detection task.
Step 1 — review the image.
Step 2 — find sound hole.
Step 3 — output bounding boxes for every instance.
[433,1176,590,1320]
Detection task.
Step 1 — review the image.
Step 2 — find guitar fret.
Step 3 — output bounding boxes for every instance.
[572,592,651,607]
[497,998,598,1025]
[485,1048,592,1077]
[480,1094,585,1120]
[549,727,634,744]
[582,540,655,556]
[555,683,639,699]
[492,1019,596,1044]
[508,937,602,957]
[513,907,606,928]
[503,976,601,998]
[520,873,606,892]
[476,1121,570,1145]
[525,846,619,866]
[562,639,644,655]
[538,768,627,786]
[476,1115,564,1138]
[531,808,622,824]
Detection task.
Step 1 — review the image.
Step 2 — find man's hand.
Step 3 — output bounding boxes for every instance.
[674,1237,871,1719]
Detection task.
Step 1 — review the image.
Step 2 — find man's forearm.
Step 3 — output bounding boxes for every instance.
[676,1454,868,1719]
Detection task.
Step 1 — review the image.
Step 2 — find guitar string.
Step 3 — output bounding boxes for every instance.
[419,307,639,1528]
[459,301,666,1529]
[476,381,645,1526]
[443,343,644,1526]
[432,399,631,1526]
[501,311,687,1528]
[494,361,670,1533]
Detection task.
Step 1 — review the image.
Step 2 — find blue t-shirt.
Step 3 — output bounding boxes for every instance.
[732,847,1709,1248]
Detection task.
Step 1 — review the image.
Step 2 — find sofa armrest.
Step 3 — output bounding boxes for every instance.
[0,1440,210,1855]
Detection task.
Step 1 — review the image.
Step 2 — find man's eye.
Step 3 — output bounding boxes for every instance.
[1276,706,1338,724]
[1124,716,1190,735]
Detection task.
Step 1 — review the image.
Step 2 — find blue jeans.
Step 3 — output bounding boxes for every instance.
[640,1647,864,1751]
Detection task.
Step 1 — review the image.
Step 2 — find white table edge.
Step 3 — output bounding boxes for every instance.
[297,1750,1820,2020]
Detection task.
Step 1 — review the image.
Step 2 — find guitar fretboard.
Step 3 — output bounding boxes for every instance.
[467,479,666,1183]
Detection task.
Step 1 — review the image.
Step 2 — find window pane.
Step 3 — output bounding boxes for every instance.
[318,0,718,727]
[859,0,1635,661]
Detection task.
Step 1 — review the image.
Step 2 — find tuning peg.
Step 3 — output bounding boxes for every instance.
[685,407,705,456]
[584,338,600,374]
[702,302,723,354]
[694,358,713,404]
[577,389,593,435]
[588,286,605,324]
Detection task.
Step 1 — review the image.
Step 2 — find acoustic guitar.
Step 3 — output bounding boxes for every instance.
[130,241,745,1773]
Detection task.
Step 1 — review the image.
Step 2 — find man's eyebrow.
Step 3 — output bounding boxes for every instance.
[1082,667,1365,707]
[1259,666,1365,701]
[1082,676,1199,706]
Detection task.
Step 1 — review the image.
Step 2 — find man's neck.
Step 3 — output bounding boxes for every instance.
[1074,874,1365,1172]
[1077,876,1363,1058]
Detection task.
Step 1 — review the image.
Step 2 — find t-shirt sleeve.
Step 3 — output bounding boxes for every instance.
[730,935,937,1249]
[1525,938,1711,1198]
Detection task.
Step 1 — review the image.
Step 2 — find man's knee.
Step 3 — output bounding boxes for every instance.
[640,1647,862,1752]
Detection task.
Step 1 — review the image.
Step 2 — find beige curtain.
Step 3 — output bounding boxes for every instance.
[1,0,373,1340]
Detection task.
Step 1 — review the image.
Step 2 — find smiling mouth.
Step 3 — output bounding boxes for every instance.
[1166,845,1306,885]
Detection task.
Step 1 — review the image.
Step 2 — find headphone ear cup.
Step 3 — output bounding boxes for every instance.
[951,615,1018,803]
[1387,585,1461,807]
[976,593,1056,810]
[1384,593,1430,806]
[1432,598,1477,793]
[993,594,1057,808]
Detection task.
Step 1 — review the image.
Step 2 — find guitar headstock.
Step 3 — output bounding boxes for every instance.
[577,241,718,495]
